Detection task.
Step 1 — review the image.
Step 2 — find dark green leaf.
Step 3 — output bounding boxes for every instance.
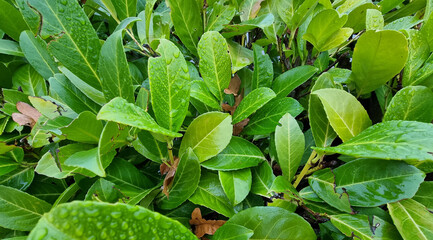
[132,130,168,163]
[0,0,28,41]
[0,167,34,191]
[12,65,47,97]
[232,87,276,124]
[251,161,275,197]
[251,44,273,90]
[413,182,433,211]
[219,168,252,206]
[60,111,103,144]
[85,178,121,203]
[0,40,24,57]
[206,1,236,32]
[273,65,318,98]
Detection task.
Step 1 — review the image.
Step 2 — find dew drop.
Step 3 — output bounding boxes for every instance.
[59,209,69,218]
[60,0,67,5]
[62,222,71,230]
[143,224,150,233]
[133,211,146,220]
[75,225,84,236]
[100,230,108,239]
[182,66,189,73]
[33,228,48,240]
[120,234,127,239]
[121,222,129,230]
[174,51,180,58]
[58,7,64,13]
[71,210,78,216]
[85,208,99,217]
[96,222,104,230]
[110,222,118,228]
[111,211,122,219]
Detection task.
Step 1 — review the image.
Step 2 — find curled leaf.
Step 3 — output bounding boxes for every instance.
[190,208,226,238]
[160,157,180,198]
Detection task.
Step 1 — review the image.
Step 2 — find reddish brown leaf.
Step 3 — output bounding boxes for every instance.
[160,157,179,198]
[222,90,244,115]
[250,0,265,20]
[16,102,41,122]
[224,75,241,96]
[233,118,249,136]
[12,113,35,127]
[189,208,226,239]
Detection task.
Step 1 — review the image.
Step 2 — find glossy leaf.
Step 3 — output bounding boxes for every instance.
[28,0,102,91]
[251,161,275,197]
[275,113,304,181]
[0,166,34,191]
[202,137,265,171]
[159,148,201,209]
[251,44,273,90]
[309,93,337,148]
[85,178,121,203]
[12,65,47,97]
[213,223,254,240]
[273,65,318,98]
[219,169,252,206]
[214,207,316,240]
[314,121,433,172]
[60,111,103,144]
[206,1,236,32]
[189,171,236,217]
[198,31,231,101]
[0,40,24,57]
[351,30,408,94]
[222,14,274,38]
[64,148,110,177]
[388,199,433,240]
[0,0,28,41]
[132,130,168,163]
[413,182,433,211]
[98,30,134,103]
[111,0,137,20]
[190,80,221,110]
[232,87,276,124]
[0,185,51,231]
[383,86,433,123]
[166,0,203,55]
[365,9,384,30]
[28,201,197,240]
[228,41,254,73]
[97,97,182,139]
[179,112,232,162]
[105,158,154,193]
[149,39,190,132]
[98,122,129,169]
[312,88,372,142]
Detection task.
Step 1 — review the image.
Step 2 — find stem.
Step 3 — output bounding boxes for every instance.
[241,35,246,47]
[293,150,317,188]
[167,141,174,165]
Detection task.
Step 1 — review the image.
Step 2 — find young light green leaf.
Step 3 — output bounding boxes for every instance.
[85,178,121,203]
[132,130,168,163]
[330,214,402,240]
[388,199,433,240]
[251,44,273,90]
[64,148,111,177]
[19,31,58,80]
[314,121,433,172]
[222,14,274,38]
[12,65,47,97]
[189,171,236,217]
[251,161,275,197]
[98,30,134,103]
[240,0,265,21]
[232,87,276,124]
[413,182,433,211]
[149,39,191,132]
[190,80,221,110]
[219,169,252,206]
[275,113,305,181]
[366,9,384,30]
[272,65,318,98]
[0,185,52,231]
[228,41,254,73]
[243,97,304,135]
[206,1,236,32]
[166,0,203,55]
[351,30,408,95]
[214,207,316,240]
[28,0,102,91]
[60,111,103,144]
[202,137,265,171]
[159,148,200,209]
[198,31,231,101]
[179,112,232,162]
[28,201,197,240]
[402,30,430,86]
[97,97,182,139]
[0,0,28,41]
[383,86,433,123]
[213,223,254,240]
[312,88,372,142]
[0,40,24,57]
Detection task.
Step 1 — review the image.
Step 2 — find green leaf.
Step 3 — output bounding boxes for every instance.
[189,171,236,217]
[60,111,103,144]
[310,159,425,212]
[314,121,433,172]
[214,207,316,240]
[28,201,197,240]
[330,214,402,240]
[159,148,200,209]
[0,40,24,57]
[206,1,236,32]
[351,30,408,95]
[190,80,221,110]
[402,30,430,86]
[388,199,433,240]
[312,88,372,142]
[19,31,58,80]
[166,0,203,55]
[0,158,19,176]
[239,0,264,21]
[219,169,252,205]
[303,9,353,52]
[132,130,168,163]
[48,74,100,114]
[179,112,232,162]
[0,185,51,231]
[213,223,254,240]
[111,0,137,20]
[0,166,34,191]
[0,0,28,41]
[232,87,276,124]
[64,148,111,177]
[85,179,121,203]
[243,97,304,135]
[275,113,305,181]
[383,86,433,123]
[98,30,134,103]
[309,94,337,148]
[202,137,265,171]
[12,65,47,97]
[365,9,384,30]
[251,161,275,197]
[413,182,433,211]
[228,41,254,74]
[105,158,154,193]
[222,14,274,38]
[149,39,191,132]
[198,31,231,101]
[251,44,273,90]
[28,0,102,91]
[97,97,182,139]
[273,65,318,98]
[98,122,129,169]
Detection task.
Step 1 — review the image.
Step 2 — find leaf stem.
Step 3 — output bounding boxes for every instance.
[293,150,317,188]
[167,141,174,165]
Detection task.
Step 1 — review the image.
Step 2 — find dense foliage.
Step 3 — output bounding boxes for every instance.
[0,0,433,239]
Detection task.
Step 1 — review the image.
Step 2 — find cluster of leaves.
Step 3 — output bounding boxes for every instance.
[0,0,433,239]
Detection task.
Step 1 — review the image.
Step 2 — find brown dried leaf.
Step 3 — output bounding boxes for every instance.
[233,118,249,136]
[250,0,265,20]
[222,90,244,115]
[16,102,41,122]
[189,208,226,239]
[12,113,35,127]
[224,75,241,96]
[160,157,180,198]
